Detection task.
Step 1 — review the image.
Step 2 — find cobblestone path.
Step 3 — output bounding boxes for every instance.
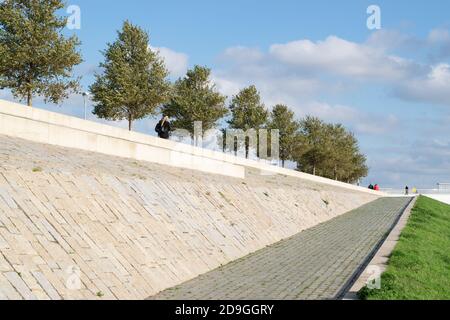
[151,197,412,300]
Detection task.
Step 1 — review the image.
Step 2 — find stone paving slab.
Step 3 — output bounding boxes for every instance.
[150,197,412,300]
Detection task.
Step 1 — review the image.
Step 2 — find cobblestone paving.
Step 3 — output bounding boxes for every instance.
[151,197,412,300]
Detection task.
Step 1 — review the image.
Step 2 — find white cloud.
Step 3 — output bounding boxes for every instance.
[366,138,450,188]
[269,36,418,81]
[213,32,450,112]
[393,63,450,106]
[366,29,419,51]
[210,35,411,138]
[295,101,399,135]
[211,75,242,98]
[428,28,450,44]
[151,46,189,78]
[427,28,450,60]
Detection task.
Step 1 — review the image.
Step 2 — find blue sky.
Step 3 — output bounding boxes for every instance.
[2,0,450,188]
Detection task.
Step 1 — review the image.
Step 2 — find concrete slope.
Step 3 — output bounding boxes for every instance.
[0,134,378,300]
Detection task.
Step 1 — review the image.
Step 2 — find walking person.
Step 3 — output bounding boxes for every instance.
[405,186,409,195]
[155,115,171,140]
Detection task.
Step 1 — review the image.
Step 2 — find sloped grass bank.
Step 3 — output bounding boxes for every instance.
[360,196,450,300]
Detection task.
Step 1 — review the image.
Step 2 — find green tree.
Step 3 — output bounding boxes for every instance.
[228,85,268,158]
[161,65,228,137]
[0,0,82,107]
[267,104,300,167]
[294,117,368,183]
[324,124,351,180]
[90,21,171,131]
[325,124,368,182]
[294,116,329,176]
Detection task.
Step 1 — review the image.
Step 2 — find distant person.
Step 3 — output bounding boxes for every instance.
[155,115,171,140]
[405,186,409,195]
[412,187,418,194]
[368,184,374,190]
[374,184,380,191]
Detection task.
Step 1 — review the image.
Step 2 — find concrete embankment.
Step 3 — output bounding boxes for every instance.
[0,100,380,299]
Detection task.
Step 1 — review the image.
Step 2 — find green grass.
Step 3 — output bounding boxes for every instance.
[359,196,450,300]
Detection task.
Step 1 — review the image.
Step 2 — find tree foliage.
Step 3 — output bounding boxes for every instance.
[161,65,228,136]
[90,21,171,131]
[294,116,329,176]
[293,116,368,183]
[324,123,368,182]
[0,0,82,106]
[267,104,300,167]
[228,85,268,158]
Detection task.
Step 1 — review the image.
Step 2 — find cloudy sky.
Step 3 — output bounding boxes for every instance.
[2,0,450,188]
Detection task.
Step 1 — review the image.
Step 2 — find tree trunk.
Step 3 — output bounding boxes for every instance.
[128,118,132,131]
[27,91,32,107]
[282,159,285,168]
[26,68,33,107]
[313,165,316,176]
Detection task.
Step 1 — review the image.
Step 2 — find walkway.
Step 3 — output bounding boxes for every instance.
[150,197,412,300]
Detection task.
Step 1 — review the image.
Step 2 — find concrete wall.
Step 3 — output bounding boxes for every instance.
[0,99,244,179]
[0,99,381,196]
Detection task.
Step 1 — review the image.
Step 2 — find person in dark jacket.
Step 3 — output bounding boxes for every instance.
[155,115,171,139]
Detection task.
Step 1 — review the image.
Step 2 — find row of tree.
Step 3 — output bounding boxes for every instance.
[0,0,368,183]
[294,117,368,183]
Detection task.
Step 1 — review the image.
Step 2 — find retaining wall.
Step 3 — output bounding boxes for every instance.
[0,100,381,299]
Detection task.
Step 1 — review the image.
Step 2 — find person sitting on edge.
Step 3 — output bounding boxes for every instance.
[155,115,171,140]
[374,184,380,191]
[368,184,374,190]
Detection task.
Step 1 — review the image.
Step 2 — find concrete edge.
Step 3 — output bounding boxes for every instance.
[343,196,418,300]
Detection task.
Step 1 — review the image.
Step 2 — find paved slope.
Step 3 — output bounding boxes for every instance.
[0,134,377,300]
[151,198,411,300]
